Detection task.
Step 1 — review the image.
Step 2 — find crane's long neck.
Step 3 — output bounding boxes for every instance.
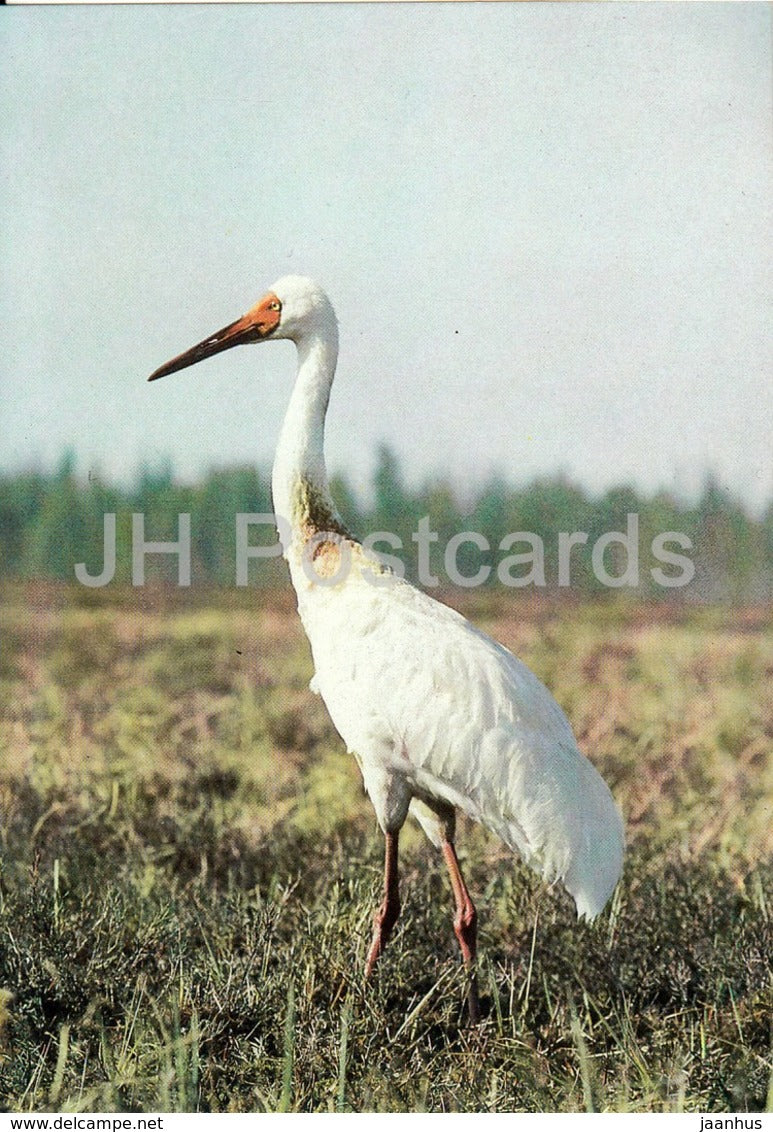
[272,322,347,558]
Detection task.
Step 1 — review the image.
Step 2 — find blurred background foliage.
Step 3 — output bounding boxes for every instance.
[0,447,770,601]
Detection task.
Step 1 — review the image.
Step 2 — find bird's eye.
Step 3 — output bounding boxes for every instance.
[268,300,281,312]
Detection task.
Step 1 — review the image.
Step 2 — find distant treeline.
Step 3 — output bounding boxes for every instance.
[1,448,771,601]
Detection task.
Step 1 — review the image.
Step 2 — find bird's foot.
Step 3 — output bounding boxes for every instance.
[466,971,482,1025]
[364,893,400,977]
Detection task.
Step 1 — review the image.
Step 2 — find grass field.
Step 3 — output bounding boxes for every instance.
[0,583,771,1113]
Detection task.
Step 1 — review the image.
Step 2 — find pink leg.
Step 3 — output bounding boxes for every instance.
[442,841,481,1024]
[365,831,401,977]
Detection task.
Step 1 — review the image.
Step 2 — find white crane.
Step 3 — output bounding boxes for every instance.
[149,276,625,1022]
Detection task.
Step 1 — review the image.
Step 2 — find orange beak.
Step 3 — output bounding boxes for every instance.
[148,293,281,382]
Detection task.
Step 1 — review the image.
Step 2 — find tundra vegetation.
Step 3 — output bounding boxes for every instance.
[0,582,770,1112]
[0,457,771,1111]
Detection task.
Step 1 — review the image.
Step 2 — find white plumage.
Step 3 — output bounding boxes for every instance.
[304,572,623,920]
[149,274,625,1021]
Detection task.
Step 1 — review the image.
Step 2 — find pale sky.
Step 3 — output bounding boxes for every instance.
[1,3,771,511]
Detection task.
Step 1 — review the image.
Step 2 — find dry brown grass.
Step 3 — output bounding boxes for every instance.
[0,584,771,1111]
